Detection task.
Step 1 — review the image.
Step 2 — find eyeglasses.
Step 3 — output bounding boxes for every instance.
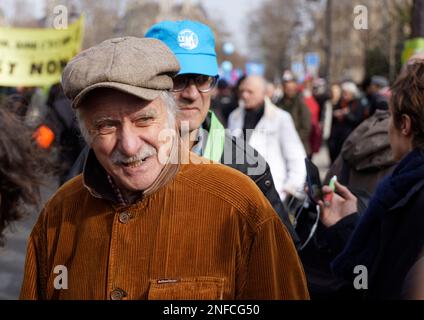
[172,74,219,93]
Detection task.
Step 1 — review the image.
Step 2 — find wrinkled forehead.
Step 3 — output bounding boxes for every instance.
[80,89,163,120]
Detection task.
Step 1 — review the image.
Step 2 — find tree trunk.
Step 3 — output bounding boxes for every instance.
[324,0,333,83]
[411,0,424,38]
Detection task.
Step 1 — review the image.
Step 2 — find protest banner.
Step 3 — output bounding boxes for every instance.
[0,16,84,87]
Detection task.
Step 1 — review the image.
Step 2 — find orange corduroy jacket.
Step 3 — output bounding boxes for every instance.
[20,152,309,300]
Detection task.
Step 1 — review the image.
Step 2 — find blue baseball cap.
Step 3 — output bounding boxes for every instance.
[145,20,218,77]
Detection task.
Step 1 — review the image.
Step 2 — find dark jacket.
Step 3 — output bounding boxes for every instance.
[299,110,395,299]
[65,112,301,249]
[324,110,397,196]
[333,148,424,299]
[277,94,311,155]
[328,98,365,162]
[300,149,424,299]
[296,201,366,299]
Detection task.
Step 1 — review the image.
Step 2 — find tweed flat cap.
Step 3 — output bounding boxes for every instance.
[62,37,180,108]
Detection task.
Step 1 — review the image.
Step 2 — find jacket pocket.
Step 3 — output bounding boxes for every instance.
[148,277,225,300]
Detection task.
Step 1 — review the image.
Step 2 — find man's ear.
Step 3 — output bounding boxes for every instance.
[401,114,412,136]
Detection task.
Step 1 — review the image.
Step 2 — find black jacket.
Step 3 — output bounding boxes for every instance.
[332,148,424,299]
[301,110,395,299]
[65,112,300,248]
[366,178,424,299]
[300,149,424,299]
[321,177,424,299]
[324,110,397,196]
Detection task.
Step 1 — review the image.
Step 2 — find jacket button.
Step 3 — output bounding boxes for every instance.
[119,211,131,224]
[110,288,127,300]
[264,180,272,188]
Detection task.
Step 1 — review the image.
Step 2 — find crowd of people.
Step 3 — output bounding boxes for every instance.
[0,19,423,300]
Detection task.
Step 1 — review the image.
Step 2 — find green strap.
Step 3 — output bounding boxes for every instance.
[203,111,225,162]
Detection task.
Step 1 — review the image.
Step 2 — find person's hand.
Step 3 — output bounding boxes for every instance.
[333,109,347,121]
[318,181,358,228]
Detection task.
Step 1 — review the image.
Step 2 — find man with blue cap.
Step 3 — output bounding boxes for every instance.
[145,20,300,248]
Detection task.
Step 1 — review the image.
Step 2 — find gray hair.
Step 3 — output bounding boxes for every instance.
[341,81,360,99]
[76,90,177,145]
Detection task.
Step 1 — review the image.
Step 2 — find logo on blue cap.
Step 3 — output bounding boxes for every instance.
[178,29,199,50]
[145,20,219,76]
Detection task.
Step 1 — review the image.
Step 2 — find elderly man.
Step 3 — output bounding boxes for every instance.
[20,37,308,300]
[228,75,307,201]
[66,20,300,248]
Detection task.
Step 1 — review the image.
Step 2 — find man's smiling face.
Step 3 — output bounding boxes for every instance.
[80,88,172,192]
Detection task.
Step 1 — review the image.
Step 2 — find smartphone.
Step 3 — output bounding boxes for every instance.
[304,158,323,205]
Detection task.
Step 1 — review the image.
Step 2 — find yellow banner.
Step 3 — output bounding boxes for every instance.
[0,16,84,87]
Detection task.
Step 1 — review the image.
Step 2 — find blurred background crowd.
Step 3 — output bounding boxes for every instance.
[0,0,423,299]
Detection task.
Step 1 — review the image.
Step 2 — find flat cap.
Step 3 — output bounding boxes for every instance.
[62,37,180,108]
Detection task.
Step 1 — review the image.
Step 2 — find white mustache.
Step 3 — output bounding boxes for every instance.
[111,145,157,165]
